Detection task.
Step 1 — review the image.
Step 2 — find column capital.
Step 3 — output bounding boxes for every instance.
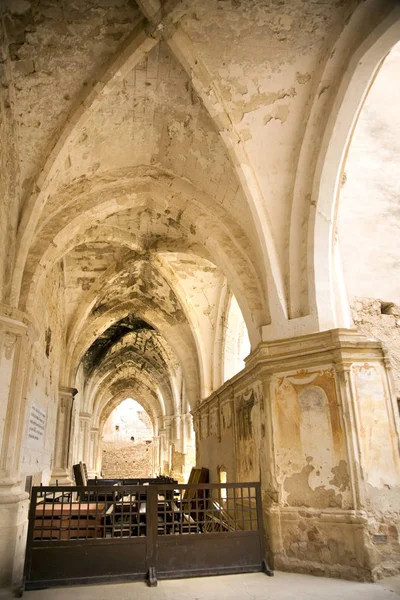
[59,386,78,398]
[334,361,353,374]
[79,412,91,421]
[0,304,38,342]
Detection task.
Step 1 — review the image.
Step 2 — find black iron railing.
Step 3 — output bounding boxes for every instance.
[23,482,271,590]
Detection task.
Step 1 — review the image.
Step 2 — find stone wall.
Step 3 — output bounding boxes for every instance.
[195,392,237,484]
[351,298,400,397]
[19,263,66,486]
[102,440,152,479]
[101,398,154,477]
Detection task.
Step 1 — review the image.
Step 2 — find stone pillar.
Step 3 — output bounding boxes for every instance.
[180,412,192,455]
[95,431,103,476]
[50,387,77,485]
[78,413,91,471]
[175,413,195,482]
[173,414,182,450]
[158,428,168,475]
[0,309,36,587]
[152,436,160,476]
[88,428,99,478]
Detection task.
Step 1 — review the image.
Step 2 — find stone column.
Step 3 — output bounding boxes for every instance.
[152,436,160,476]
[95,431,103,476]
[78,412,91,469]
[0,308,36,587]
[175,413,195,482]
[173,414,182,450]
[50,387,77,485]
[158,428,168,475]
[88,427,99,478]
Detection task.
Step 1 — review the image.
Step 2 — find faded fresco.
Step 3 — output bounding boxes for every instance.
[235,388,260,482]
[353,363,400,488]
[272,368,351,508]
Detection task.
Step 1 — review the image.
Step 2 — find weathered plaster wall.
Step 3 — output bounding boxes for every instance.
[0,17,19,303]
[19,263,65,485]
[2,0,141,194]
[271,368,351,510]
[351,298,400,396]
[178,0,361,275]
[194,330,400,581]
[195,395,236,484]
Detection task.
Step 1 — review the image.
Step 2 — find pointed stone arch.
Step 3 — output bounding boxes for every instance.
[289,2,400,331]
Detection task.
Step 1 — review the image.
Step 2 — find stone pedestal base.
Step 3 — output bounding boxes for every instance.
[267,506,400,581]
[267,507,370,581]
[0,482,29,588]
[49,468,73,486]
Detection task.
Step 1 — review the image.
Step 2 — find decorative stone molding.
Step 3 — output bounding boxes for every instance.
[2,332,17,361]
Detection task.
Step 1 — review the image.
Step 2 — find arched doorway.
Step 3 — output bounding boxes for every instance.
[101,398,154,478]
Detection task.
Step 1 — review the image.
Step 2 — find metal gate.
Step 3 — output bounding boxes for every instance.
[23,482,272,590]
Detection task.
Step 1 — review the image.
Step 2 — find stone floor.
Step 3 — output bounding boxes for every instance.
[1,572,398,599]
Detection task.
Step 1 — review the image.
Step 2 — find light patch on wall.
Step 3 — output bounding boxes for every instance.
[102,398,153,443]
[223,294,250,383]
[353,363,400,488]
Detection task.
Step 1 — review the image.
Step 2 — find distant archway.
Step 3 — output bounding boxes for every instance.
[101,398,154,478]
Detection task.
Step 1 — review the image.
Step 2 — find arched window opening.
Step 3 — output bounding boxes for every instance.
[336,41,400,397]
[101,398,153,478]
[223,294,251,383]
[337,41,400,309]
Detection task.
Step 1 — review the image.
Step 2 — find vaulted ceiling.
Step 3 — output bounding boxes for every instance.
[1,0,398,421]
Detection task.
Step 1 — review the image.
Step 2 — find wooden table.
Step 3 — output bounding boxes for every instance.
[34,502,105,540]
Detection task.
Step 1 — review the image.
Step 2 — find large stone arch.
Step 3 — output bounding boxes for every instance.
[96,390,160,435]
[91,364,168,424]
[17,169,266,348]
[11,21,271,339]
[93,388,161,479]
[303,4,400,330]
[65,300,199,410]
[11,23,157,302]
[85,346,176,418]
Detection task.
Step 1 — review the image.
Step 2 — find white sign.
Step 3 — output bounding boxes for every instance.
[27,404,46,448]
